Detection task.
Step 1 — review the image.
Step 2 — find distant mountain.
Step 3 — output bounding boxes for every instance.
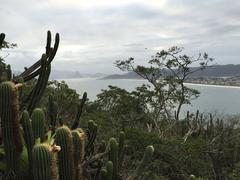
[101,71,141,79]
[49,70,106,79]
[102,64,240,79]
[189,64,240,77]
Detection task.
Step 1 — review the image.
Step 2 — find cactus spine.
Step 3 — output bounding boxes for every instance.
[0,81,23,179]
[55,126,75,180]
[72,130,85,180]
[32,144,58,180]
[32,108,46,141]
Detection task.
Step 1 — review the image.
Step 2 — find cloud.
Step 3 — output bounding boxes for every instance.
[1,0,240,73]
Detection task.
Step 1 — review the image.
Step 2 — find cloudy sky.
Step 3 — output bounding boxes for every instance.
[1,0,240,73]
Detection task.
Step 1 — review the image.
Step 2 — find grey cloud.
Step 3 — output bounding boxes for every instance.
[1,0,240,73]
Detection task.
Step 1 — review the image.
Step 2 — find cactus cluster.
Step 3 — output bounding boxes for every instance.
[0,32,154,180]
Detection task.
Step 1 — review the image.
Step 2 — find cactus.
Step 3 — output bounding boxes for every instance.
[100,169,108,180]
[86,120,98,155]
[21,110,34,153]
[48,95,57,132]
[55,126,75,180]
[71,92,87,129]
[32,108,46,141]
[18,31,59,82]
[106,161,113,180]
[72,130,85,180]
[134,145,154,178]
[98,140,107,153]
[32,144,58,180]
[108,138,119,180]
[27,54,49,114]
[0,33,5,47]
[118,131,125,172]
[20,110,34,178]
[0,81,23,179]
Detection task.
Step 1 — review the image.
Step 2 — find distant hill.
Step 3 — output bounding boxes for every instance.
[49,70,107,79]
[102,64,240,79]
[101,71,141,79]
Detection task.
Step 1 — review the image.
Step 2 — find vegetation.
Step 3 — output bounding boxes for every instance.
[1,31,240,180]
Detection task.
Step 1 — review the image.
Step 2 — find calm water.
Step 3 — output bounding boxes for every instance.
[62,78,240,116]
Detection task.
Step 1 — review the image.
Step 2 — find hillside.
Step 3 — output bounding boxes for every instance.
[102,64,240,79]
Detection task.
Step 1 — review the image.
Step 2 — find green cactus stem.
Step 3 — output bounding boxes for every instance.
[19,32,59,82]
[118,131,125,172]
[135,145,154,178]
[0,33,5,46]
[71,92,87,130]
[32,144,58,180]
[106,161,113,180]
[27,54,49,114]
[48,95,57,132]
[55,126,75,180]
[31,108,46,142]
[86,120,98,155]
[72,130,85,180]
[0,81,23,179]
[100,169,108,180]
[108,138,118,180]
[20,110,34,178]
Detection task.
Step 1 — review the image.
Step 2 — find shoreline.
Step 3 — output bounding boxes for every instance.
[185,82,240,89]
[60,77,240,89]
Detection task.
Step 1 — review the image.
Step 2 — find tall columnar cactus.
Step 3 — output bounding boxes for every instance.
[106,161,113,180]
[108,138,119,180]
[0,81,23,179]
[71,92,87,130]
[20,110,34,178]
[27,54,49,114]
[0,33,5,47]
[32,144,58,180]
[86,120,98,155]
[32,108,46,142]
[72,130,85,180]
[100,169,108,180]
[48,95,58,132]
[118,131,125,172]
[21,110,34,154]
[55,126,75,180]
[134,145,154,178]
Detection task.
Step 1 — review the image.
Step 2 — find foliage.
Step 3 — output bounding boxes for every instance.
[115,46,213,123]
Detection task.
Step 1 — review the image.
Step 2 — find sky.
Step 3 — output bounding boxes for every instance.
[1,0,240,74]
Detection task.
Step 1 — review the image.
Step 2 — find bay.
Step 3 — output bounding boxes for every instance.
[62,78,240,116]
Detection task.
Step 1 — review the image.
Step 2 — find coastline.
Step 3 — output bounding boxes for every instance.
[185,82,240,89]
[59,77,240,89]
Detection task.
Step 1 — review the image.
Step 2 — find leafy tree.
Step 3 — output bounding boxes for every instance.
[115,46,213,136]
[0,36,17,82]
[95,85,146,130]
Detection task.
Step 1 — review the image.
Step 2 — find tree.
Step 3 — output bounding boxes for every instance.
[115,46,213,135]
[0,34,17,82]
